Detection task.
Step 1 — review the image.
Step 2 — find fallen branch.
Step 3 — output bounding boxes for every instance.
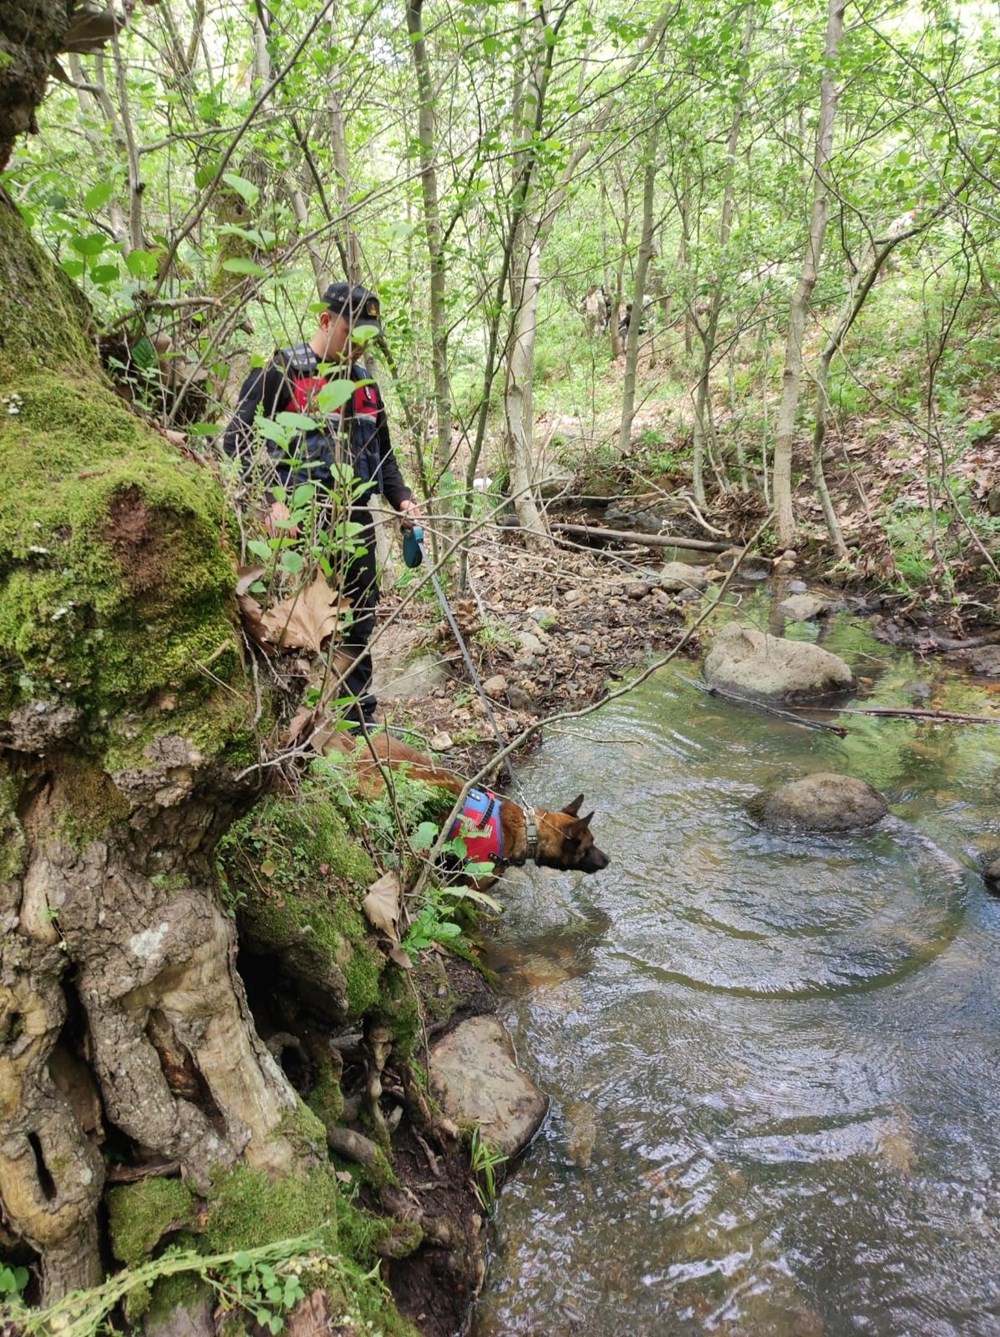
[828,705,1000,726]
[682,677,1000,730]
[680,676,849,736]
[550,522,731,553]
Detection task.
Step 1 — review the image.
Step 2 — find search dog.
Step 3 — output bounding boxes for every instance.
[328,729,609,884]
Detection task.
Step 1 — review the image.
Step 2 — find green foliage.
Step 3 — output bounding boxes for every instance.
[469,1126,506,1215]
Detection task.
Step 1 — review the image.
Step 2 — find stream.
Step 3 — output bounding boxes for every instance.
[473,599,1000,1336]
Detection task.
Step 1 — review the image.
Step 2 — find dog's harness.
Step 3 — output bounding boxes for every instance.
[446,786,538,866]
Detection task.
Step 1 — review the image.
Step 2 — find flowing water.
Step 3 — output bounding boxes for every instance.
[473,602,1000,1337]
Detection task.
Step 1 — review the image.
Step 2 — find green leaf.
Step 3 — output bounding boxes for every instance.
[70,232,107,257]
[233,1251,253,1269]
[194,160,217,189]
[291,483,317,508]
[125,248,159,279]
[84,180,113,211]
[276,412,318,432]
[132,335,158,370]
[222,257,267,277]
[222,171,260,207]
[184,421,222,436]
[412,821,439,851]
[315,380,357,413]
[60,259,86,278]
[280,550,304,574]
[90,262,120,284]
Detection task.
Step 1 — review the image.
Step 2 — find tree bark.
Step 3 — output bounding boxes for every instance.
[772,0,845,549]
[406,0,453,494]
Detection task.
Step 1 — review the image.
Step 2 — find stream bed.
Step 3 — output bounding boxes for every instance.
[473,604,1000,1336]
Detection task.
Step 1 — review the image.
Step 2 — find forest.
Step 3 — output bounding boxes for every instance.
[1,0,999,1333]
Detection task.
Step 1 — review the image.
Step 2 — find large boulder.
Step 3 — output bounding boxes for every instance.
[428,1016,547,1161]
[754,773,889,832]
[704,622,854,699]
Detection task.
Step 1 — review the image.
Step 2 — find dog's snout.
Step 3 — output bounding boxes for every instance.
[583,845,610,873]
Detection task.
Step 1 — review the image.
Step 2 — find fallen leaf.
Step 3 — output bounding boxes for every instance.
[261,573,351,653]
[238,594,271,652]
[388,946,413,970]
[235,563,266,596]
[363,872,402,943]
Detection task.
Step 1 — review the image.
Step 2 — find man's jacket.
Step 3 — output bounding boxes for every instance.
[222,344,412,510]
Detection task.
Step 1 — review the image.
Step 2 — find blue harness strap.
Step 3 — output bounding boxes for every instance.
[447,785,504,864]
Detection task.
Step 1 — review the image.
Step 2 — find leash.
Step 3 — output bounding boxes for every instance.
[404,525,538,861]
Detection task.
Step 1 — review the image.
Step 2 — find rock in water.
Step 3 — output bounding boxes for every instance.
[429,1016,548,1160]
[755,773,888,832]
[704,622,853,699]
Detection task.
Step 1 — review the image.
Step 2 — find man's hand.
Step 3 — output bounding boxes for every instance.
[398,497,423,529]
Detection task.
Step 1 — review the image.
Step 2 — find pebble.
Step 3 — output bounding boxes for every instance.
[430,731,453,751]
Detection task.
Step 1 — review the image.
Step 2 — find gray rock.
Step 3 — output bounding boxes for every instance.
[659,561,715,592]
[517,630,546,658]
[429,1016,548,1160]
[961,646,1000,677]
[375,651,449,701]
[755,772,889,832]
[704,622,854,699]
[483,674,507,697]
[778,594,830,621]
[786,579,809,594]
[142,1287,214,1337]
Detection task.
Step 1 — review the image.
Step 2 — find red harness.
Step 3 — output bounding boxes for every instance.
[447,786,504,864]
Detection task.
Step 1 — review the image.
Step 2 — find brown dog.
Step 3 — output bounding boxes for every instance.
[328,730,609,880]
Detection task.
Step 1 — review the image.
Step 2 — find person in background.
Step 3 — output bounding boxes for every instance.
[223,282,422,727]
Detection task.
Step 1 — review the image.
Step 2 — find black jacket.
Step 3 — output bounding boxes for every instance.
[222,346,412,510]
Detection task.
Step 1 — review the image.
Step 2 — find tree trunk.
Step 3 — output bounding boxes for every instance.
[407,0,453,494]
[772,0,845,550]
[617,118,659,458]
[0,192,301,1302]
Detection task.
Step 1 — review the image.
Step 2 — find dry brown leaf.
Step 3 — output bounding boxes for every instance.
[261,574,351,653]
[363,872,402,943]
[236,563,266,596]
[238,594,271,652]
[389,945,413,970]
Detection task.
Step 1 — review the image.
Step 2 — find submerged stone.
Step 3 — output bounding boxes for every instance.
[755,772,889,832]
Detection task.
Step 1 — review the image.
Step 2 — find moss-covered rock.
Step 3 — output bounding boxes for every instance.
[107,1178,197,1269]
[203,1163,418,1336]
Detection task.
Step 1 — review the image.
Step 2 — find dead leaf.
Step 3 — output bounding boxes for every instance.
[363,872,402,943]
[238,594,271,652]
[389,946,413,970]
[261,573,351,653]
[236,563,266,596]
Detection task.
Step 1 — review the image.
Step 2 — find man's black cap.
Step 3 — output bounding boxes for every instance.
[322,282,382,338]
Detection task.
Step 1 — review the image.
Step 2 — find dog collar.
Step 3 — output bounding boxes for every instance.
[523,807,538,863]
[448,786,504,866]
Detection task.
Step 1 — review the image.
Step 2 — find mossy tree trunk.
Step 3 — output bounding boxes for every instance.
[0,190,308,1302]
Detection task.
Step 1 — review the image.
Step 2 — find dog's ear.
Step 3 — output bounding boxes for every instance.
[561,794,584,816]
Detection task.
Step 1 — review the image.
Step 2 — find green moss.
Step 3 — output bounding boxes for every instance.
[47,753,129,848]
[219,789,386,1020]
[0,766,26,882]
[306,1049,345,1132]
[106,1177,196,1269]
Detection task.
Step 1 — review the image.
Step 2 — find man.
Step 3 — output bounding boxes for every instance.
[223,282,422,726]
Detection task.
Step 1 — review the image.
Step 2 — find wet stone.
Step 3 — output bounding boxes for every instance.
[428,1016,548,1161]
